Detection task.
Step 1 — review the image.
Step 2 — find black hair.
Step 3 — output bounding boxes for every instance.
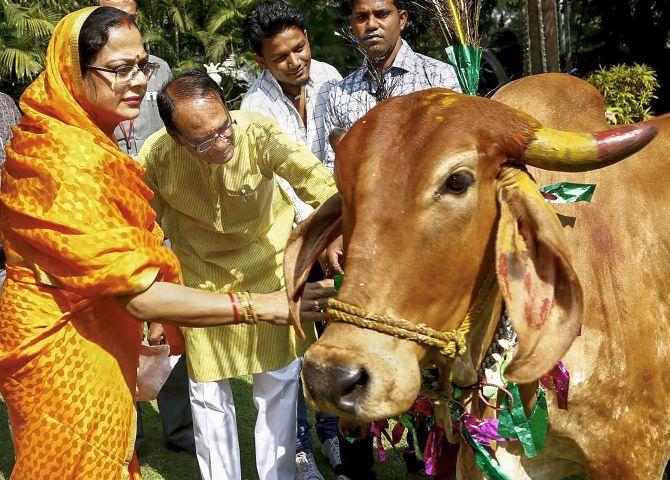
[243,1,307,55]
[347,0,403,11]
[157,70,227,133]
[79,6,138,73]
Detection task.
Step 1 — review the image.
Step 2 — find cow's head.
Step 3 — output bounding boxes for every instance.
[286,89,657,420]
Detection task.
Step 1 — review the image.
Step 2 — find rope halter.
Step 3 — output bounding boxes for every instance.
[326,269,499,359]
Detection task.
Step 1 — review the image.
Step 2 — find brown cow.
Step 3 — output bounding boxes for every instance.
[286,74,670,478]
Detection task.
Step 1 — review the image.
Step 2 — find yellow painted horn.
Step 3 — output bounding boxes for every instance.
[522,123,658,172]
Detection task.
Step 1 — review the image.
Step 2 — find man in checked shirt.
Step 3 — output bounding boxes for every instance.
[324,0,462,168]
[242,0,341,222]
[241,3,344,480]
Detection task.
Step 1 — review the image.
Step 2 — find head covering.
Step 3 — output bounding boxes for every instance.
[0,7,181,296]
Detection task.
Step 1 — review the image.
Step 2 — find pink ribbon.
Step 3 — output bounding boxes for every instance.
[540,361,570,410]
[461,413,515,449]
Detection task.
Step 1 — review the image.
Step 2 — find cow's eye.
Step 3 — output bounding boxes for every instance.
[438,172,474,197]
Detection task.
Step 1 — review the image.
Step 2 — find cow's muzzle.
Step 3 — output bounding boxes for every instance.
[301,325,424,420]
[302,361,369,414]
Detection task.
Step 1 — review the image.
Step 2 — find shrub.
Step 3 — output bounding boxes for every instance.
[586,64,658,125]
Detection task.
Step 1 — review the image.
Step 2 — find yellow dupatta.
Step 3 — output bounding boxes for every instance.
[1,7,180,296]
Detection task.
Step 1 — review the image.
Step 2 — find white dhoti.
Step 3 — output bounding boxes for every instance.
[189,358,300,480]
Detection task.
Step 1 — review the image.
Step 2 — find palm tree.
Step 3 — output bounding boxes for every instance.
[197,0,252,64]
[0,0,63,82]
[140,0,203,71]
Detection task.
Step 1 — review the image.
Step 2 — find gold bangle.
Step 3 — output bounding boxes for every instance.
[245,292,258,324]
[239,291,257,325]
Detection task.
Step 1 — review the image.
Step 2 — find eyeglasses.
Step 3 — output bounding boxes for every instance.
[182,119,237,153]
[85,61,160,85]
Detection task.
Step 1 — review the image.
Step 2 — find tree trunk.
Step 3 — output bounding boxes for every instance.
[524,0,561,74]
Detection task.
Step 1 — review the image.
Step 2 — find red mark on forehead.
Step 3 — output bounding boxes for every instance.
[524,273,532,294]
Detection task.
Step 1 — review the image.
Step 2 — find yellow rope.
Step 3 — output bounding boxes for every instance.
[327,269,499,359]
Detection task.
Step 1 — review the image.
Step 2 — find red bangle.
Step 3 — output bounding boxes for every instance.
[228,293,240,323]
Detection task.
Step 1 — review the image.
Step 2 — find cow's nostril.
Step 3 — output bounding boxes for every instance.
[340,369,368,397]
[333,366,368,413]
[302,360,369,414]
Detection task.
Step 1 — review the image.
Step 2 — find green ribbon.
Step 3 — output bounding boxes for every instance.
[460,424,510,480]
[445,44,483,96]
[399,413,423,461]
[450,402,509,480]
[498,384,548,458]
[334,273,344,292]
[540,182,596,204]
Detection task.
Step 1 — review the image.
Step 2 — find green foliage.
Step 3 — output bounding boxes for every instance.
[0,0,65,82]
[0,0,429,90]
[1,0,665,111]
[0,0,524,100]
[586,63,658,124]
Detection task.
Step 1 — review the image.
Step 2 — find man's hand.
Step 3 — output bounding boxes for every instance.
[321,235,344,277]
[148,322,166,345]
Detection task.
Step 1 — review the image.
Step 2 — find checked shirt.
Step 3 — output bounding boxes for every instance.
[242,59,341,222]
[325,40,461,166]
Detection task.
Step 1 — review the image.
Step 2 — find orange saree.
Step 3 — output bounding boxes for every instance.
[0,8,180,480]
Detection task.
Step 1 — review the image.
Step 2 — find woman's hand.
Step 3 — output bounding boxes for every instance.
[254,280,336,326]
[121,280,337,330]
[299,279,336,323]
[254,290,291,326]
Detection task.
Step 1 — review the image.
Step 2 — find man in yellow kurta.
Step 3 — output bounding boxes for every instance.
[138,71,337,480]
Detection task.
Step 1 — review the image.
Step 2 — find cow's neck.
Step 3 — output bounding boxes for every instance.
[449,292,505,387]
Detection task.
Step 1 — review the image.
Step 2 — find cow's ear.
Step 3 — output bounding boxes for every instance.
[284,193,342,339]
[495,168,583,383]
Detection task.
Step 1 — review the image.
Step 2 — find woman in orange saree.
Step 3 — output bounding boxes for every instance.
[0,6,333,480]
[0,6,182,480]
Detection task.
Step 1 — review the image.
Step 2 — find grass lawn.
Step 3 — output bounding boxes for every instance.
[0,376,407,479]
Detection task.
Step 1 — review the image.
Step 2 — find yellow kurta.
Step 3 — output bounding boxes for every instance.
[139,111,337,381]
